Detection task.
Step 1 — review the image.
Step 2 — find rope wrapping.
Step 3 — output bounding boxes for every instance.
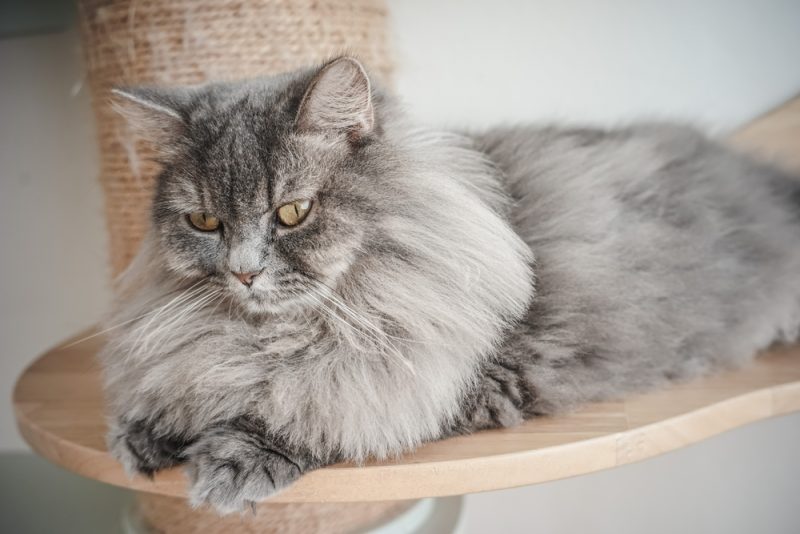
[77,0,393,275]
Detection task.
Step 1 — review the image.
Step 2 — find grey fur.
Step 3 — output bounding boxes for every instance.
[101,57,800,513]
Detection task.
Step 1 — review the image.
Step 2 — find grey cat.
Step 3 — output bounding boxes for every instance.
[101,56,800,513]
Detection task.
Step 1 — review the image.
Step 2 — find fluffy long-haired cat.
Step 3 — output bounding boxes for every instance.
[101,56,800,513]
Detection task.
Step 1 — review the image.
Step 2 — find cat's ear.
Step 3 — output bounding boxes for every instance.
[295,57,375,141]
[111,87,189,147]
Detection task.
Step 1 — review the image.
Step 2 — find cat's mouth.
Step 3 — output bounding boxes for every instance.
[233,284,309,315]
[219,270,322,316]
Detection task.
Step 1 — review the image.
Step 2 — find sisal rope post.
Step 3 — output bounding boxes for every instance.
[77,0,393,276]
[134,493,415,534]
[77,1,398,530]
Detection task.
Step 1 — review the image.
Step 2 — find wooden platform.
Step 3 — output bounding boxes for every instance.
[13,331,800,503]
[12,96,800,504]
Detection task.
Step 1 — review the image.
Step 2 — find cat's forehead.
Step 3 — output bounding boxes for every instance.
[189,73,307,128]
[177,89,333,216]
[190,84,294,150]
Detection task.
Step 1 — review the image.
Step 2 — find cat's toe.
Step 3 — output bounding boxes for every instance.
[108,430,149,477]
[185,428,303,514]
[107,420,188,477]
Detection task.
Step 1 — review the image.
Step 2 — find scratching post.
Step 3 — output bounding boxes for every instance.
[77,0,393,275]
[132,494,414,534]
[76,1,399,531]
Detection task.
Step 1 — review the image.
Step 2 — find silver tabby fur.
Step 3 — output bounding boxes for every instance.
[101,57,800,513]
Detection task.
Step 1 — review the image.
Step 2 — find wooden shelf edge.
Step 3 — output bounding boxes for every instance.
[13,350,800,502]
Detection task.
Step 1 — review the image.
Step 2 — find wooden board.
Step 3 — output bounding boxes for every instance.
[13,96,800,503]
[13,332,800,502]
[730,94,800,171]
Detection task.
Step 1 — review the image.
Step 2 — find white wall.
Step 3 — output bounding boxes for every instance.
[1,1,799,531]
[0,29,108,451]
[389,0,800,132]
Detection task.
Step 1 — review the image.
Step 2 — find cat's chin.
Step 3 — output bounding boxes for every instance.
[237,290,311,316]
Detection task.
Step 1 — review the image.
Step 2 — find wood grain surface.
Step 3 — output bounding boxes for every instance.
[12,331,800,502]
[13,96,800,503]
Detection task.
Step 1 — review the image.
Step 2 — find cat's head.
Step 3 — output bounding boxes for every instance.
[115,57,533,348]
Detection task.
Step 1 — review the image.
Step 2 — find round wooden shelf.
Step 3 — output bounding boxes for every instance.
[13,96,800,508]
[13,329,800,503]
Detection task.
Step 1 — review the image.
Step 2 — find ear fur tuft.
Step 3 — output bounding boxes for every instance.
[295,56,375,139]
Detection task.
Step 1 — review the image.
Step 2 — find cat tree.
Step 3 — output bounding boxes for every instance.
[13,287,800,532]
[12,0,800,531]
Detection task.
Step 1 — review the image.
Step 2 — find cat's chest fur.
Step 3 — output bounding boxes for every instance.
[102,308,481,461]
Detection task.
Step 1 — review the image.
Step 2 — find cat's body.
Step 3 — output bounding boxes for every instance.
[101,57,800,513]
[455,124,800,432]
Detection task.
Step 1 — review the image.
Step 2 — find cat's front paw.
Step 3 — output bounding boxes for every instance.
[185,423,308,514]
[108,420,189,477]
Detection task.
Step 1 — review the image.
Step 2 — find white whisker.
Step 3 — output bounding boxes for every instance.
[305,285,415,375]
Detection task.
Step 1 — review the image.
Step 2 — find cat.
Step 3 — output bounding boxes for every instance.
[101,56,800,513]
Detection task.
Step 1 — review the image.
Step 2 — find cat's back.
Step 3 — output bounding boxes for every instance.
[475,122,798,247]
[474,122,800,377]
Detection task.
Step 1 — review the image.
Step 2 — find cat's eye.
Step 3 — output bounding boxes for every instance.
[187,212,220,232]
[276,199,313,227]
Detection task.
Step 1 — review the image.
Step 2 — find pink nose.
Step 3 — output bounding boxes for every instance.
[232,270,261,287]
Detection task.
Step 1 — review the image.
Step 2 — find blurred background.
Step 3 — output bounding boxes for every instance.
[1,0,799,532]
